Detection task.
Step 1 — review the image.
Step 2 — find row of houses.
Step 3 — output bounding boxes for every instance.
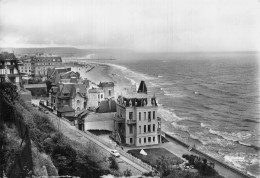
[1,51,162,147]
[18,53,63,78]
[46,66,162,147]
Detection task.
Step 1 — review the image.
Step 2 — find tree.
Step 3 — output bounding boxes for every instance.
[123,169,132,177]
[108,157,118,170]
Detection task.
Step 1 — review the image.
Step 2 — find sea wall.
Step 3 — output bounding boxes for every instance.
[165,133,252,178]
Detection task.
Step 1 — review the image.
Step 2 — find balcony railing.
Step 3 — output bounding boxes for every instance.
[127,119,136,124]
[157,117,161,121]
[157,128,161,132]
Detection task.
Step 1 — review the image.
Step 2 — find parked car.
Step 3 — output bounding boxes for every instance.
[110,150,120,157]
[44,110,49,114]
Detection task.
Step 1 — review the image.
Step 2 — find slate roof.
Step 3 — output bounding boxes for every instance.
[57,83,86,99]
[96,99,117,113]
[33,56,62,62]
[137,81,147,94]
[88,88,103,93]
[98,82,114,87]
[57,105,75,113]
[60,71,78,79]
[0,52,17,61]
[84,112,115,122]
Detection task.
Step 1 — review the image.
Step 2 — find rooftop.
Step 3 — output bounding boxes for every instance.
[84,112,115,122]
[0,52,17,61]
[96,99,117,113]
[88,88,104,93]
[57,105,75,113]
[98,82,114,87]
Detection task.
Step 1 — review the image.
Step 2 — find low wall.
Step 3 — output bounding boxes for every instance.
[165,133,252,178]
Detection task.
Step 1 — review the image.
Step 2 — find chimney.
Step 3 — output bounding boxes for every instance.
[108,99,111,111]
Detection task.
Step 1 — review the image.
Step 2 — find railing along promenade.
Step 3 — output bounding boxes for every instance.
[164,133,253,178]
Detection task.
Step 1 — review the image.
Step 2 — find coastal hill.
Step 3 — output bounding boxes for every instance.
[0,47,127,59]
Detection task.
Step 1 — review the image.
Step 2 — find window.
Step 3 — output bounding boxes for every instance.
[148,111,151,122]
[77,100,80,103]
[129,112,133,120]
[144,125,146,133]
[139,138,141,144]
[148,125,151,132]
[139,112,141,121]
[77,107,80,111]
[98,94,100,99]
[129,125,133,134]
[148,137,151,143]
[10,69,14,74]
[153,124,155,132]
[139,126,141,134]
[144,112,146,120]
[101,94,103,99]
[153,137,155,142]
[108,89,111,96]
[144,138,146,143]
[153,111,155,119]
[130,138,133,144]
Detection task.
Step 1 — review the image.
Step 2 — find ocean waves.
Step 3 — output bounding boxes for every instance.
[104,58,259,176]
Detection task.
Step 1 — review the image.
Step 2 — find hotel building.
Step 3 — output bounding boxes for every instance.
[114,81,162,146]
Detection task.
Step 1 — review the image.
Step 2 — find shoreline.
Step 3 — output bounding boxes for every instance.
[68,61,257,178]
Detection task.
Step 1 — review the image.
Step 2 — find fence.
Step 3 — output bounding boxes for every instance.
[84,130,153,172]
[165,133,252,178]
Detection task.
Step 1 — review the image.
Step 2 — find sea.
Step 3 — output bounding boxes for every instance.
[85,52,260,177]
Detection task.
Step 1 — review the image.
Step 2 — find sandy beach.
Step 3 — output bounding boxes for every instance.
[70,63,134,99]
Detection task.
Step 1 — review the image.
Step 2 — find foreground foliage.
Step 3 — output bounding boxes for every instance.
[0,82,110,177]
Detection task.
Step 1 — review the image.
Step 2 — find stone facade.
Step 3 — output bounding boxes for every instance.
[114,81,162,146]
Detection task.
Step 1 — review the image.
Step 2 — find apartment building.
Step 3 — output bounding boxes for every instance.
[19,58,32,75]
[32,56,62,77]
[114,81,162,146]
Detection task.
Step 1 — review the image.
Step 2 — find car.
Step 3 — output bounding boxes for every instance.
[110,150,120,157]
[44,110,49,114]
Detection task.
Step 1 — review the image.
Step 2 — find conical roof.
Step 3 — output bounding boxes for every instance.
[137,81,147,94]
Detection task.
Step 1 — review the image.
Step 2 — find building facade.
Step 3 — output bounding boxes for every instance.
[32,56,62,77]
[114,81,162,146]
[19,58,32,75]
[49,80,87,116]
[87,88,105,108]
[98,82,114,99]
[0,52,21,87]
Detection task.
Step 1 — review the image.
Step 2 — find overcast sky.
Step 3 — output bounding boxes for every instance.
[0,0,259,52]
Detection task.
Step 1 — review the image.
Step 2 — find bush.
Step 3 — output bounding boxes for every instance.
[109,157,118,170]
[123,169,132,177]
[182,154,221,177]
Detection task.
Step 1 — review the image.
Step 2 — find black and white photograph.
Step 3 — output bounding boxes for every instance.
[0,0,259,177]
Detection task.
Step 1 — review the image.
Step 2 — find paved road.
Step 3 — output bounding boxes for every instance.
[47,111,149,174]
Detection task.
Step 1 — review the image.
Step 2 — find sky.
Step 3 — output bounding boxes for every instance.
[0,0,259,52]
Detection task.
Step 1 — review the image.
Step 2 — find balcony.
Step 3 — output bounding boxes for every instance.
[127,119,136,125]
[157,117,161,121]
[157,128,161,133]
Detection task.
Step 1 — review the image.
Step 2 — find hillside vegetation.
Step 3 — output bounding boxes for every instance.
[0,83,111,177]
